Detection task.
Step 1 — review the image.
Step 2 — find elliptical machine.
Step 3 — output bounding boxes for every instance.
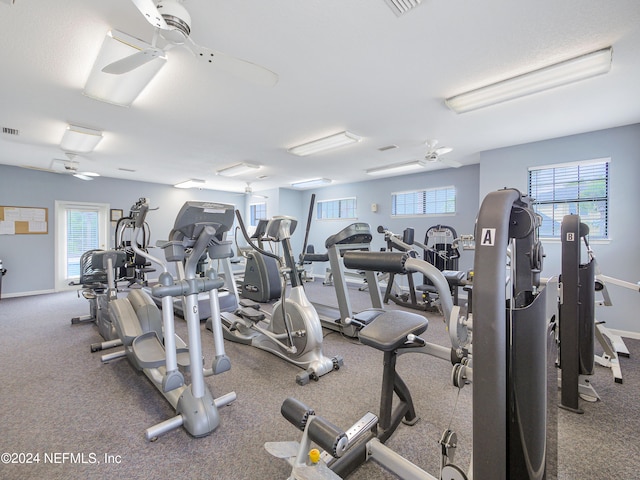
[221,211,343,385]
[101,200,236,440]
[238,218,282,302]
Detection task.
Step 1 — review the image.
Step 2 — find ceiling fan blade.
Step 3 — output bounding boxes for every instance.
[72,173,95,181]
[130,0,169,30]
[435,146,453,156]
[186,40,278,87]
[102,47,165,74]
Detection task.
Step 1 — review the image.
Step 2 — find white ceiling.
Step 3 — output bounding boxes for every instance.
[1,0,639,195]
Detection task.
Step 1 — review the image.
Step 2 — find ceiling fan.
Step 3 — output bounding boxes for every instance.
[102,0,278,87]
[243,182,268,199]
[23,155,99,181]
[424,139,461,168]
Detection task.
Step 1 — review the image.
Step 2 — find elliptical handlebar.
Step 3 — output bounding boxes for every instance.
[234,210,282,263]
[126,199,168,274]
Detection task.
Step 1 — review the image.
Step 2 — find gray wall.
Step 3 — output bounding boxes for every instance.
[0,165,247,295]
[297,164,480,281]
[2,123,638,332]
[478,123,640,332]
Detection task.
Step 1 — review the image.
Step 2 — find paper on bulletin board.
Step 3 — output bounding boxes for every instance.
[0,220,15,235]
[0,206,48,234]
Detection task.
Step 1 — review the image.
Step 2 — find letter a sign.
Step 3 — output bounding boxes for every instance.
[480,228,496,247]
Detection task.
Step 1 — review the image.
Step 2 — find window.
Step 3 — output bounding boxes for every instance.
[317,197,357,220]
[249,202,267,227]
[55,201,109,291]
[528,158,609,239]
[391,186,456,216]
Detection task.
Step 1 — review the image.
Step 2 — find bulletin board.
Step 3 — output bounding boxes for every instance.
[0,205,48,235]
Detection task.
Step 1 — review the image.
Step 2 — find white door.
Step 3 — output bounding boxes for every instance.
[55,201,109,291]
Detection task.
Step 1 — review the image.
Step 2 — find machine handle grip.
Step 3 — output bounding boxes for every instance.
[280,398,348,458]
[343,251,409,274]
[234,210,281,261]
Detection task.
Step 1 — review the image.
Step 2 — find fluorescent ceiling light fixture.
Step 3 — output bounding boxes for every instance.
[216,162,261,177]
[174,179,206,189]
[83,30,167,107]
[445,47,613,113]
[288,131,362,156]
[60,125,103,153]
[290,178,333,189]
[366,160,426,176]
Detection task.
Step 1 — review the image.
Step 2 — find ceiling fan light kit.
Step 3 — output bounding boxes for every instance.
[216,162,261,177]
[174,179,206,189]
[83,30,167,106]
[445,47,613,113]
[290,178,333,189]
[288,131,362,156]
[60,125,103,153]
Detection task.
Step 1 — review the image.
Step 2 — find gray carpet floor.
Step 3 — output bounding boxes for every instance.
[0,280,638,480]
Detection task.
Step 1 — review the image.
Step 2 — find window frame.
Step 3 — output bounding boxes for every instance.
[54,200,109,291]
[528,157,610,240]
[249,202,267,227]
[316,197,357,220]
[391,185,456,217]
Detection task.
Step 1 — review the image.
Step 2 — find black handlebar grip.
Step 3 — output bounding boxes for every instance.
[281,397,315,432]
[307,415,348,458]
[343,251,409,274]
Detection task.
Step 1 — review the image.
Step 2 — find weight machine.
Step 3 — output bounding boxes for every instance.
[558,214,639,412]
[267,188,557,480]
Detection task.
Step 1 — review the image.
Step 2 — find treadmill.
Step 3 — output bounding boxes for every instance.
[304,222,384,337]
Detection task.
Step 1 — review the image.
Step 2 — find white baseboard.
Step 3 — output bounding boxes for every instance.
[2,289,56,299]
[608,328,640,340]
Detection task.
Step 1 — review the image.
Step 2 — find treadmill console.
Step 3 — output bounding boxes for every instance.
[172,202,235,240]
[325,223,372,248]
[264,216,298,242]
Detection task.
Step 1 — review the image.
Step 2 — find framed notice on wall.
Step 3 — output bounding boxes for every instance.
[0,205,48,234]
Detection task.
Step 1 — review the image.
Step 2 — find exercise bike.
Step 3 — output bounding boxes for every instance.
[100,200,236,440]
[221,211,343,385]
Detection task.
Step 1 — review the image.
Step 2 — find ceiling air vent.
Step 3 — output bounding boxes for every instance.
[383,0,422,16]
[378,144,398,152]
[2,127,20,136]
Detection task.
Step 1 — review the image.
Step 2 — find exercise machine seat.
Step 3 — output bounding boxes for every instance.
[359,311,427,352]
